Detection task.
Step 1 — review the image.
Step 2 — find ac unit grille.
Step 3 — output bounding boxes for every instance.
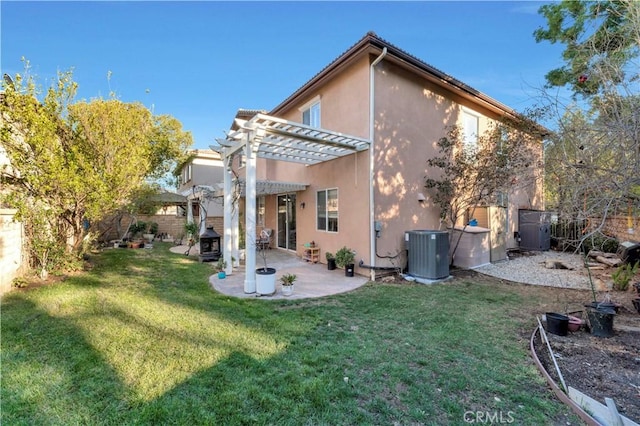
[406,230,449,279]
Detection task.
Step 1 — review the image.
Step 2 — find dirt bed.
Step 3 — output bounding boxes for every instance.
[534,302,640,423]
[462,250,640,423]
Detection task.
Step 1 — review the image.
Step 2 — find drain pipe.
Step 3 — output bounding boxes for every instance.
[369,47,387,281]
[358,260,399,272]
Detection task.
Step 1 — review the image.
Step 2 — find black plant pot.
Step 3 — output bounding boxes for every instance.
[345,263,354,277]
[545,312,569,336]
[327,258,336,270]
[587,309,615,338]
[584,302,617,314]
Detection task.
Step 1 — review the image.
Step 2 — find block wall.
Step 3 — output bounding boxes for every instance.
[0,209,26,294]
[602,215,639,242]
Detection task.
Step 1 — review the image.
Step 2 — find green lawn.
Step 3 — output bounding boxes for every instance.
[1,243,576,425]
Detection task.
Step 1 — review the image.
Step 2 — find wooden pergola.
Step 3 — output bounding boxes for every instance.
[214,113,370,293]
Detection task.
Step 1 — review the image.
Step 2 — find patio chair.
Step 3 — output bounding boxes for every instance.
[257,229,272,250]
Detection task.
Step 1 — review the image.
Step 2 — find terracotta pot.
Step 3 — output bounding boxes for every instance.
[567,315,584,332]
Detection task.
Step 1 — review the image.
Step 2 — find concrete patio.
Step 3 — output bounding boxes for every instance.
[171,244,369,300]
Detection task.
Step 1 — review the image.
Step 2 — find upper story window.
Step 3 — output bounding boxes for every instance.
[300,95,321,128]
[182,163,192,185]
[317,188,338,232]
[462,109,479,148]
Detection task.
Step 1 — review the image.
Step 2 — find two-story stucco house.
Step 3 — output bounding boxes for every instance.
[177,149,226,234]
[215,32,544,291]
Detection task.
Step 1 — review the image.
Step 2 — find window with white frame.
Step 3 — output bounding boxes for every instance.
[317,188,338,232]
[462,109,479,147]
[301,97,321,128]
[182,163,192,185]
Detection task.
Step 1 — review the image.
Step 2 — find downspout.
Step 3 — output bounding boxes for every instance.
[369,47,387,281]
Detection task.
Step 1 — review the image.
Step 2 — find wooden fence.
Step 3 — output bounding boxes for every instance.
[551,215,638,252]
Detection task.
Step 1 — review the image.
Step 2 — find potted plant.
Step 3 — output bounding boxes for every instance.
[128,221,147,248]
[143,221,158,243]
[280,273,297,296]
[215,258,227,279]
[326,252,337,270]
[255,235,276,295]
[335,246,356,277]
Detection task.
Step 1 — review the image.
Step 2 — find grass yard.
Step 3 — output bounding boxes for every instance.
[1,243,578,425]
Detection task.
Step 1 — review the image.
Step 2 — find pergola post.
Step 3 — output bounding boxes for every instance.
[223,152,233,275]
[198,199,206,235]
[186,199,194,226]
[231,193,239,268]
[244,132,257,293]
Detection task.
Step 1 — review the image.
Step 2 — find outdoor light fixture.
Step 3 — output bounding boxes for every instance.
[300,202,306,209]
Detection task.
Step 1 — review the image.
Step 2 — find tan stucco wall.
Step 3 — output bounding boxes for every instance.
[372,60,544,266]
[372,60,458,266]
[261,57,372,274]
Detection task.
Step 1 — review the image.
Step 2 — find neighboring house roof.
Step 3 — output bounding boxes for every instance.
[229,109,268,131]
[188,149,222,161]
[148,191,187,205]
[271,31,519,120]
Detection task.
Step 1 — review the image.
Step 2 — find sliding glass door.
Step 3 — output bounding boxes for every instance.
[277,193,296,251]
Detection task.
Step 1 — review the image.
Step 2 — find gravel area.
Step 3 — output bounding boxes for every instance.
[475,250,595,290]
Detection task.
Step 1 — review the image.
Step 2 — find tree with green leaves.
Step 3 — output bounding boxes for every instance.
[534,0,638,97]
[1,65,192,277]
[425,121,542,264]
[535,0,639,250]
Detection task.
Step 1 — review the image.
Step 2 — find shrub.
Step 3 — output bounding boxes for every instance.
[148,222,159,235]
[12,277,29,288]
[335,246,355,269]
[184,222,199,241]
[582,234,619,254]
[612,261,639,291]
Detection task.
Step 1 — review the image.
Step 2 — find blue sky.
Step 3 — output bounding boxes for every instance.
[1,1,563,149]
